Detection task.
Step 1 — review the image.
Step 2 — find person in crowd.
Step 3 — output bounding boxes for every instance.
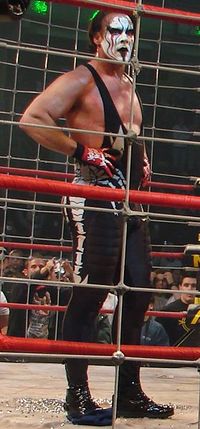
[19,11,174,424]
[27,285,52,338]
[162,271,174,289]
[172,269,182,287]
[0,247,9,275]
[157,272,197,345]
[7,254,57,337]
[2,265,24,301]
[165,283,180,305]
[141,295,169,346]
[6,249,26,273]
[153,276,169,311]
[0,290,9,334]
[2,249,27,302]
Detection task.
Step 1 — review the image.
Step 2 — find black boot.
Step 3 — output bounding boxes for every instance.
[117,365,174,419]
[64,384,101,420]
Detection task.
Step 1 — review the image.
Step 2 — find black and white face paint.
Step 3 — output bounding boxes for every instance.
[101,15,134,62]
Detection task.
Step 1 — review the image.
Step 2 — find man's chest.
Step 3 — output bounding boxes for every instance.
[80,80,134,126]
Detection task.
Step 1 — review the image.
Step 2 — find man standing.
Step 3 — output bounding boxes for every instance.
[20,11,174,424]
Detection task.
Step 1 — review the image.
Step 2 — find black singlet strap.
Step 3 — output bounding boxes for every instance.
[85,63,126,147]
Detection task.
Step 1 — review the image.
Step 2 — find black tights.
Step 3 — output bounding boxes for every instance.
[62,199,151,387]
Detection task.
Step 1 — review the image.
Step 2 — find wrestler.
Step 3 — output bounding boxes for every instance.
[19,11,174,424]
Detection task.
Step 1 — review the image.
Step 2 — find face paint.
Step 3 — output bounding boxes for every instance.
[101,15,134,62]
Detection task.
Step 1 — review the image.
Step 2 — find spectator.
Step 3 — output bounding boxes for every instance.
[2,250,26,302]
[153,276,168,311]
[6,249,26,273]
[141,296,169,346]
[0,247,9,274]
[163,271,174,289]
[0,290,9,334]
[2,265,24,302]
[7,254,57,337]
[157,272,197,345]
[27,285,51,338]
[165,284,181,305]
[55,259,74,284]
[172,269,182,287]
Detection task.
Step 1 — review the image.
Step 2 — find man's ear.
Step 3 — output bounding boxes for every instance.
[93,32,102,48]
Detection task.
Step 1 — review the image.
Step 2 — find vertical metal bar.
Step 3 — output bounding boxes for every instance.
[112,2,143,428]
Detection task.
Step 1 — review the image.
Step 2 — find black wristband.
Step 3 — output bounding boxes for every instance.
[73,142,84,160]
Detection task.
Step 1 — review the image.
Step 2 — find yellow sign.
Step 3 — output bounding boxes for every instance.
[191,309,200,325]
[192,254,200,268]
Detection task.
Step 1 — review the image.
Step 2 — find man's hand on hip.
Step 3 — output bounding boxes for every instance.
[74,143,117,178]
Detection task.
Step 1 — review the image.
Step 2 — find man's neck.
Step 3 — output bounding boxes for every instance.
[92,58,125,78]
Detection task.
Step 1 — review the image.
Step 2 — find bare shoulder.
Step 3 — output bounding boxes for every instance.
[54,64,92,90]
[28,64,92,118]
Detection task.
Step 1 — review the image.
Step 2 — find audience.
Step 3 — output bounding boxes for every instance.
[6,252,74,339]
[3,252,196,347]
[7,254,57,337]
[157,271,197,346]
[153,276,169,311]
[141,296,169,346]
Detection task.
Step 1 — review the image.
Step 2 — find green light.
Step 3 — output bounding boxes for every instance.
[89,10,100,21]
[194,26,200,36]
[31,0,48,15]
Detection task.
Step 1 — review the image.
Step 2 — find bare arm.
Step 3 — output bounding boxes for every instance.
[19,66,88,156]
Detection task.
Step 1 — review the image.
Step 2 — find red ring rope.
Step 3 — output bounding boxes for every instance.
[0,240,185,260]
[151,251,183,259]
[0,174,200,209]
[0,302,186,319]
[0,335,200,360]
[0,166,74,181]
[0,241,72,253]
[1,168,196,193]
[143,181,194,192]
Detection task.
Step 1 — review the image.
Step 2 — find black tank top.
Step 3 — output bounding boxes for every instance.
[84,63,144,189]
